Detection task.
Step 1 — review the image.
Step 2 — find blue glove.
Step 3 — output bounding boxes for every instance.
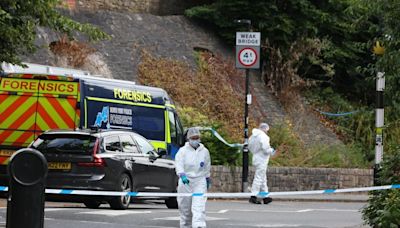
[180,174,190,185]
[206,177,211,189]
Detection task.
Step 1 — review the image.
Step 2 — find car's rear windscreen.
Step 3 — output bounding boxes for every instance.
[31,134,97,154]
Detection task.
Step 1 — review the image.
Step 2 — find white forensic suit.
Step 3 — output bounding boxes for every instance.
[175,142,211,228]
[248,128,275,196]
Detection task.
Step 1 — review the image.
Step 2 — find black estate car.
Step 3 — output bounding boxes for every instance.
[29,129,178,210]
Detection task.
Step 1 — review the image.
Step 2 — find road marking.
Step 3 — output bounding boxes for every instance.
[45,217,115,225]
[314,208,358,212]
[45,208,81,212]
[296,208,358,213]
[227,224,302,227]
[297,209,313,213]
[153,216,227,221]
[79,210,152,216]
[233,208,358,213]
[208,209,229,214]
[143,226,177,228]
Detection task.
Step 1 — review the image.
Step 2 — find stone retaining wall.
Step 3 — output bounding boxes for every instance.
[69,0,213,15]
[209,166,373,192]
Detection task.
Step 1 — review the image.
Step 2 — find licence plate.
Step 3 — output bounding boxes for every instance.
[48,162,71,170]
[0,150,15,157]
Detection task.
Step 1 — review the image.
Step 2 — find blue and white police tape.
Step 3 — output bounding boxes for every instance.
[315,109,359,117]
[199,127,243,148]
[0,185,399,198]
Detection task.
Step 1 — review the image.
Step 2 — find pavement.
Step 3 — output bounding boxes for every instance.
[270,193,369,203]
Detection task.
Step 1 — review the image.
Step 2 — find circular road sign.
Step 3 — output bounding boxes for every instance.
[238,47,258,67]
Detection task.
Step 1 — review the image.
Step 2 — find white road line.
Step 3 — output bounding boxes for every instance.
[143,226,177,228]
[45,208,81,212]
[315,208,358,212]
[218,209,229,214]
[79,210,152,216]
[233,208,358,213]
[45,217,114,225]
[296,208,358,213]
[227,224,302,227]
[297,209,313,213]
[234,209,300,213]
[208,209,229,214]
[72,220,114,225]
[153,216,227,221]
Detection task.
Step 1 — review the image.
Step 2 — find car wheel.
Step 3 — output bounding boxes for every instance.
[84,200,101,209]
[109,173,132,210]
[165,197,178,209]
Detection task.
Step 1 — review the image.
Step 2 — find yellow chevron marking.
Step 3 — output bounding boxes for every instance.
[0,97,37,129]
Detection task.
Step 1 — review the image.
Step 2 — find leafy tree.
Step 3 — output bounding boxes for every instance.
[354,0,400,156]
[186,0,393,165]
[364,0,400,109]
[0,0,109,65]
[186,0,325,48]
[186,0,378,103]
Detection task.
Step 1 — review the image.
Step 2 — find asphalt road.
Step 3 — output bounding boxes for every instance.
[0,199,368,228]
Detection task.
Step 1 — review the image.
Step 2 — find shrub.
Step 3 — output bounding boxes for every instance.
[138,50,368,168]
[305,87,379,162]
[268,122,368,168]
[305,143,368,168]
[138,49,257,141]
[49,35,95,67]
[362,148,400,227]
[177,106,241,166]
[268,121,304,167]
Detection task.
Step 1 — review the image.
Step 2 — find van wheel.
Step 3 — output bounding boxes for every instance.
[109,173,132,210]
[84,200,101,209]
[165,197,178,209]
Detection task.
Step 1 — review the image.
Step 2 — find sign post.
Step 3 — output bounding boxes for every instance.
[235,29,261,192]
[236,32,261,69]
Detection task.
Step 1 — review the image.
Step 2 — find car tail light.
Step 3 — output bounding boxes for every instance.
[78,139,106,167]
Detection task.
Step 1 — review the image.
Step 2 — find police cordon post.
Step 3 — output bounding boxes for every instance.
[0,185,398,198]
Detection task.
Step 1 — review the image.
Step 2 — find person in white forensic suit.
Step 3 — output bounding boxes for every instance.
[175,127,211,228]
[248,123,276,204]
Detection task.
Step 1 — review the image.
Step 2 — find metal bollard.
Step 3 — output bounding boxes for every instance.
[6,148,48,228]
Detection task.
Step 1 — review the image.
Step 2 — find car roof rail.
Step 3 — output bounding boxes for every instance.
[89,125,101,133]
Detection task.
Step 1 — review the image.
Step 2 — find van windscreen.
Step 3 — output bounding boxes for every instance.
[31,134,96,154]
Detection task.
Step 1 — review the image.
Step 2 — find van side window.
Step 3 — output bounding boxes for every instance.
[120,135,139,153]
[168,111,177,144]
[104,136,121,152]
[175,114,184,146]
[132,106,165,141]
